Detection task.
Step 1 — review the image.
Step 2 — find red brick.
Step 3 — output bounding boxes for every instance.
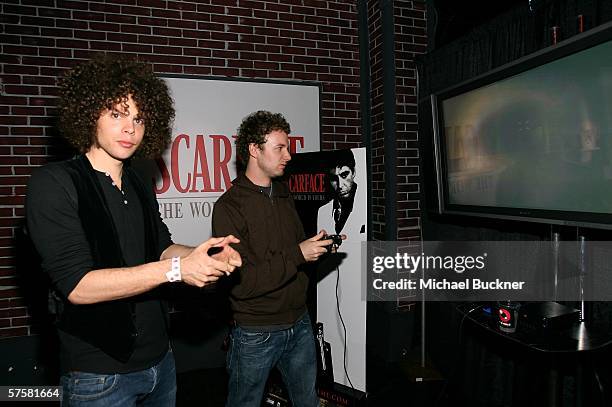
[106,14,136,24]
[4,5,37,17]
[152,8,181,19]
[90,22,122,32]
[141,54,195,65]
[168,19,197,29]
[89,41,121,51]
[212,50,238,59]
[196,4,226,14]
[11,317,32,327]
[167,1,197,11]
[240,69,269,78]
[0,326,28,338]
[183,66,212,75]
[181,11,211,22]
[121,5,151,16]
[3,45,38,55]
[169,38,198,49]
[5,24,40,36]
[197,39,225,49]
[39,48,72,58]
[138,35,169,45]
[11,107,45,116]
[37,7,71,18]
[138,16,169,27]
[267,36,291,46]
[267,53,292,63]
[55,39,88,49]
[226,7,252,17]
[153,64,183,74]
[228,59,253,69]
[210,0,237,6]
[234,34,263,46]
[122,25,151,34]
[0,116,27,126]
[294,71,317,81]
[225,42,253,52]
[197,58,225,67]
[137,0,166,7]
[211,67,239,76]
[122,43,153,53]
[107,33,138,43]
[197,22,225,32]
[211,32,239,41]
[182,29,211,39]
[153,46,183,55]
[27,134,51,143]
[0,75,20,85]
[89,2,121,13]
[210,14,238,24]
[75,30,106,40]
[40,86,59,96]
[21,36,55,47]
[183,47,212,57]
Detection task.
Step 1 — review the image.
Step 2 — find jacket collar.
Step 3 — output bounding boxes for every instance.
[232,172,290,197]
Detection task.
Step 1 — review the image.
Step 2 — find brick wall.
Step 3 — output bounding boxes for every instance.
[394,1,425,241]
[367,0,426,310]
[368,0,426,242]
[0,0,362,338]
[367,0,384,240]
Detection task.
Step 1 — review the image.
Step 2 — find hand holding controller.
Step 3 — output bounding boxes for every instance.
[323,234,344,253]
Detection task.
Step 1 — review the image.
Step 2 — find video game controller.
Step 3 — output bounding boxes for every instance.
[323,234,343,252]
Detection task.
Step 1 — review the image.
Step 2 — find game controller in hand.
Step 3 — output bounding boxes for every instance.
[323,234,343,253]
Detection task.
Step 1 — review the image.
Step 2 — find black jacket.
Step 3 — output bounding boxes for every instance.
[34,156,166,362]
[212,173,308,326]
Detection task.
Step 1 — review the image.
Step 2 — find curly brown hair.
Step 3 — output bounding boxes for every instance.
[57,54,175,158]
[236,110,291,166]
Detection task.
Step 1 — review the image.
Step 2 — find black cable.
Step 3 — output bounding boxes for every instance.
[434,303,483,406]
[335,264,356,393]
[593,366,606,406]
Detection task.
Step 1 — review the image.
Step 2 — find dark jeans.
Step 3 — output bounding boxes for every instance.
[60,350,176,406]
[225,313,319,407]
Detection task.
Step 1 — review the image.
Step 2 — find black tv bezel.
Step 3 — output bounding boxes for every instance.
[431,20,612,230]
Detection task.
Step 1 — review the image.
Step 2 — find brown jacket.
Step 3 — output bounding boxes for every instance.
[212,173,308,326]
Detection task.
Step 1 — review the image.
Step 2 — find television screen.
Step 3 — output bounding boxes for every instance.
[433,22,612,227]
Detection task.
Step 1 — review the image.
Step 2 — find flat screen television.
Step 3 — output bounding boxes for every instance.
[432,20,612,229]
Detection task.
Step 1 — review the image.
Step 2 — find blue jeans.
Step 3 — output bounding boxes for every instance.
[60,350,176,406]
[226,313,319,407]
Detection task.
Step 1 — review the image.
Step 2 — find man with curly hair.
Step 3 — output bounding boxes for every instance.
[212,111,331,407]
[26,55,242,406]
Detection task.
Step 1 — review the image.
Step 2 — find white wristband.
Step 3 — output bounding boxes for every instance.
[165,257,181,282]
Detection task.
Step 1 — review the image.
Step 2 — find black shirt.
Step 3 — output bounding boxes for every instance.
[26,161,173,374]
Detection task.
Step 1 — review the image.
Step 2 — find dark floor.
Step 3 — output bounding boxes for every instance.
[176,362,447,407]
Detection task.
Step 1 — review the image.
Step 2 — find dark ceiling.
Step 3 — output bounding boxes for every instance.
[431,0,528,47]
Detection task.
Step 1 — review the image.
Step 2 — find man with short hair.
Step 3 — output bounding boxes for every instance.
[26,55,241,406]
[212,110,330,407]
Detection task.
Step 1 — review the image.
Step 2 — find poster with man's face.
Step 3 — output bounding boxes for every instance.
[286,148,367,395]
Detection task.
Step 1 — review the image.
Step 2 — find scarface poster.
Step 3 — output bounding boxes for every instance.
[286,148,367,395]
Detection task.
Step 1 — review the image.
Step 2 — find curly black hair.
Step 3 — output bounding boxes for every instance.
[236,110,291,166]
[57,54,175,158]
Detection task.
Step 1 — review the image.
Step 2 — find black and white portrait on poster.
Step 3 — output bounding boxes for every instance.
[286,148,367,395]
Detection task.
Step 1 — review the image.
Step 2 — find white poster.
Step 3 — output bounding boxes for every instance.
[139,77,321,245]
[316,148,367,393]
